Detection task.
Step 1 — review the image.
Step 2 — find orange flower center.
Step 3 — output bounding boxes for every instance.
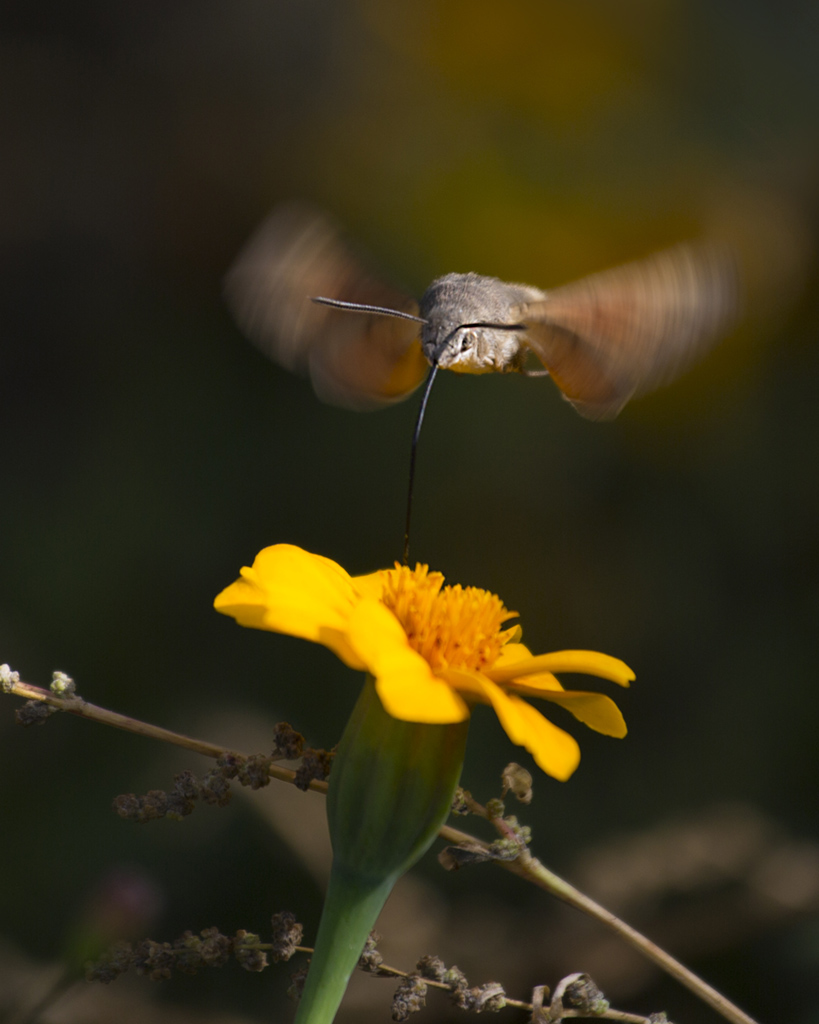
[380,564,517,673]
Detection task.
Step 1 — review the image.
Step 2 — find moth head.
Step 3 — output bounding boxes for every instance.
[423,322,527,373]
[419,272,526,373]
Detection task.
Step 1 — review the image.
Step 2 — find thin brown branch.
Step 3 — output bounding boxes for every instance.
[3,676,329,793]
[438,817,758,1024]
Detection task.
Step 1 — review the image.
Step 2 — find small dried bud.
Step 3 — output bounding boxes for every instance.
[489,839,523,861]
[442,965,468,995]
[50,671,76,697]
[143,791,172,821]
[460,981,506,1012]
[552,973,609,1016]
[238,753,273,790]
[85,941,134,983]
[358,932,384,973]
[504,817,532,846]
[198,927,232,967]
[485,798,506,820]
[392,974,427,1021]
[438,843,493,870]
[416,954,447,982]
[450,788,470,815]
[112,793,142,820]
[170,932,202,975]
[270,911,303,962]
[294,747,333,791]
[234,931,268,972]
[165,771,200,819]
[288,963,309,1002]
[487,817,531,861]
[501,762,533,804]
[174,770,200,801]
[15,700,55,726]
[216,752,244,779]
[272,722,305,760]
[135,939,175,980]
[201,769,232,806]
[0,664,21,692]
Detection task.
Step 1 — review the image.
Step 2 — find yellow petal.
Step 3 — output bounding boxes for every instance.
[534,689,627,738]
[437,667,491,703]
[492,642,534,667]
[346,599,470,723]
[214,544,364,668]
[499,623,523,645]
[351,570,385,602]
[450,673,580,781]
[490,644,565,693]
[450,666,626,738]
[486,649,634,688]
[212,570,271,630]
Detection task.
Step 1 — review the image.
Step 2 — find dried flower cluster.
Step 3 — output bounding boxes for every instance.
[86,912,304,983]
[391,954,507,1021]
[113,724,333,822]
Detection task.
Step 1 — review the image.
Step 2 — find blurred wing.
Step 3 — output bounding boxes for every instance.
[517,243,740,419]
[224,203,428,409]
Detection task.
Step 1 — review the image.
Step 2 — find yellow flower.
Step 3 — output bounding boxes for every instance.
[214,544,633,781]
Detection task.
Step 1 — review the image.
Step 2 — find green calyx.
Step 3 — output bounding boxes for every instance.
[293,676,468,1024]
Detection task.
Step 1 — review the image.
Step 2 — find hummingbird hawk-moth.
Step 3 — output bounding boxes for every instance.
[224,203,739,421]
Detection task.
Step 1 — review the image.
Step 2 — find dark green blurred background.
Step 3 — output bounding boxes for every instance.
[2,2,819,1022]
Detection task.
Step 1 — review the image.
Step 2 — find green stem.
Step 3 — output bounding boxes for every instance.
[293,867,394,1024]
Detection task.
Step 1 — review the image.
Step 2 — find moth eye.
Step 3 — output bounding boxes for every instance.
[459,334,472,352]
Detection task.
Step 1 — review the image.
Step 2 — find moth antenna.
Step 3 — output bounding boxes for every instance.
[403,363,439,566]
[311,296,428,324]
